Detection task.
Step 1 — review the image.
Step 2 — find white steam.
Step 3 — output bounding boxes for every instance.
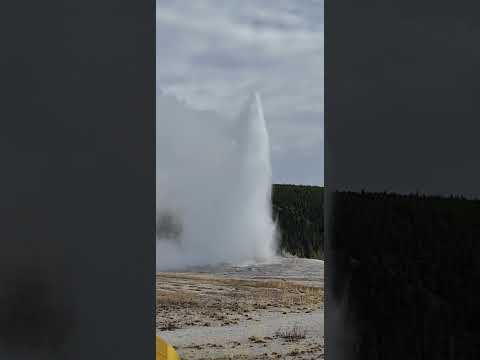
[156,92,276,270]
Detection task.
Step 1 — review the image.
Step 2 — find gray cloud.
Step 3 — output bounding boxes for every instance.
[157,0,323,185]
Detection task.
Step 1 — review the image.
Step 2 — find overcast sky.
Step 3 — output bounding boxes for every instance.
[157,0,324,185]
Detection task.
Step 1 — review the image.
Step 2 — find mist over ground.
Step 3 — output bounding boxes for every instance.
[156,92,276,270]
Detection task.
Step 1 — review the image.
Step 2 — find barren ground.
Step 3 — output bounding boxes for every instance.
[156,257,324,359]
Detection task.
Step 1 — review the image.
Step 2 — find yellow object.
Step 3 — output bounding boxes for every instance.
[156,336,180,360]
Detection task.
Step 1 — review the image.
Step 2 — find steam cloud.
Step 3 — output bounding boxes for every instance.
[156,92,276,270]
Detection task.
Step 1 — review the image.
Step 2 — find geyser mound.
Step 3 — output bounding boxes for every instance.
[156,92,276,270]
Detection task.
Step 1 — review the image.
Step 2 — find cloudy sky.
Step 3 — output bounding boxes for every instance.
[157,0,324,185]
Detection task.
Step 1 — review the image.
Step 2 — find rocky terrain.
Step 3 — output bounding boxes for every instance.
[156,257,324,359]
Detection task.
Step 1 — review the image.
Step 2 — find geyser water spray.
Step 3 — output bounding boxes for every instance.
[156,92,276,270]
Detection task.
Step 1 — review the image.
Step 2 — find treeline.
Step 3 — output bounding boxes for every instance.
[157,210,182,239]
[271,184,324,259]
[331,191,480,359]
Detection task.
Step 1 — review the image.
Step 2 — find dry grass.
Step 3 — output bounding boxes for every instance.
[156,273,323,309]
[253,286,322,307]
[157,271,324,359]
[274,323,307,342]
[156,290,200,307]
[156,272,323,333]
[158,273,318,291]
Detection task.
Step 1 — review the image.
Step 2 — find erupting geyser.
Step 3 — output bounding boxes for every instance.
[156,92,276,270]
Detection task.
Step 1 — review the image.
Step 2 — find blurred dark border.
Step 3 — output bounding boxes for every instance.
[326,0,480,359]
[0,1,155,359]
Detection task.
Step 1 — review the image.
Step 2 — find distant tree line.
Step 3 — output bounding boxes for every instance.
[157,210,182,240]
[330,190,480,360]
[271,184,324,259]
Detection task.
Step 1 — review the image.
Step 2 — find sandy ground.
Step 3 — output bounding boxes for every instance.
[156,257,324,359]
